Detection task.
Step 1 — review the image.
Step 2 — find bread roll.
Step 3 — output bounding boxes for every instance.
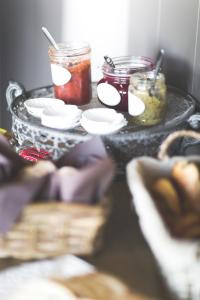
[152,178,181,215]
[172,161,200,211]
[172,213,200,238]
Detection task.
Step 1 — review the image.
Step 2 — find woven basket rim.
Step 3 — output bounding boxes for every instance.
[21,197,111,218]
[0,196,112,259]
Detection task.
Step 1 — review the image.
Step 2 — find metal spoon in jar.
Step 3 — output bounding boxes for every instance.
[149,49,165,96]
[42,26,59,50]
[104,55,115,69]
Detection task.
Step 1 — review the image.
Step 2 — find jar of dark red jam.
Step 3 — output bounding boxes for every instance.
[97,56,154,111]
[49,42,91,105]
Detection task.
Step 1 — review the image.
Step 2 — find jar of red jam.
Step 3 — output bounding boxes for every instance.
[49,42,91,105]
[97,56,154,111]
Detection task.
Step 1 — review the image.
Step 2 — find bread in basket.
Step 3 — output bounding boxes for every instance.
[127,130,200,300]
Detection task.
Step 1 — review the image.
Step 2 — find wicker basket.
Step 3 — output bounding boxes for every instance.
[0,198,111,260]
[158,129,200,160]
[127,130,200,299]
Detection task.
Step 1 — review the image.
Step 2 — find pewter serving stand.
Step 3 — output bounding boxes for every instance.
[6,82,198,174]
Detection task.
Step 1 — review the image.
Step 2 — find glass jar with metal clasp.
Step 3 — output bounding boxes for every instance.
[97,56,154,112]
[128,71,167,126]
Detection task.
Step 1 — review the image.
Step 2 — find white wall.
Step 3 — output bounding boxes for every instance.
[61,0,200,92]
[1,0,64,128]
[62,0,131,81]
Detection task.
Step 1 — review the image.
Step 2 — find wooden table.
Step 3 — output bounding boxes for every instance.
[0,178,176,299]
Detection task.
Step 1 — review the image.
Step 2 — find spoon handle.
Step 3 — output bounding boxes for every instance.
[42,27,59,50]
[149,49,165,96]
[104,55,115,69]
[154,49,165,77]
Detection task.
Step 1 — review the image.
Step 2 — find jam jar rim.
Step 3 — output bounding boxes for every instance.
[102,55,154,77]
[49,41,91,58]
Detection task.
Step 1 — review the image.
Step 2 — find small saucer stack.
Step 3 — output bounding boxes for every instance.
[25,98,127,134]
[80,108,127,135]
[24,98,82,130]
[41,105,81,129]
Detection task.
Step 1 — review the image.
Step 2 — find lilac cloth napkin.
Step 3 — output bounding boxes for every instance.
[0,176,48,233]
[58,157,114,204]
[0,136,115,234]
[56,136,107,168]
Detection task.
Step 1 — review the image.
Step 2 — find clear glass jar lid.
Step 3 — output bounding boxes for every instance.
[102,56,154,77]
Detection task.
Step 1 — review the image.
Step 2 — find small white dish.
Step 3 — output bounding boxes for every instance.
[80,108,127,135]
[24,98,65,118]
[41,105,82,130]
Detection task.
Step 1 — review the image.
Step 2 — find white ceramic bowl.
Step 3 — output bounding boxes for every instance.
[80,108,127,135]
[41,105,82,130]
[24,98,65,118]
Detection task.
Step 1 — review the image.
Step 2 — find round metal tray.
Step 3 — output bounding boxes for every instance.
[6,82,197,173]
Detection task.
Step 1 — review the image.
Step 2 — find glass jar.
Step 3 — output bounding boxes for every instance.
[97,56,154,111]
[48,42,91,105]
[128,71,167,126]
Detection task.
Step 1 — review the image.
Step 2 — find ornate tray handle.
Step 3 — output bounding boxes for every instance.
[188,113,200,129]
[6,81,26,111]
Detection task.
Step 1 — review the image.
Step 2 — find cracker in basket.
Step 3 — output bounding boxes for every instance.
[172,160,200,211]
[152,178,181,215]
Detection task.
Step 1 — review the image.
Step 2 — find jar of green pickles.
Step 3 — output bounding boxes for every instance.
[128,71,167,126]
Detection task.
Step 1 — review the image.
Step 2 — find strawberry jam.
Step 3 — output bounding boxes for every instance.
[53,60,91,105]
[49,42,91,105]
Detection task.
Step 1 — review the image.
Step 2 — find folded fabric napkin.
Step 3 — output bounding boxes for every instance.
[0,136,115,234]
